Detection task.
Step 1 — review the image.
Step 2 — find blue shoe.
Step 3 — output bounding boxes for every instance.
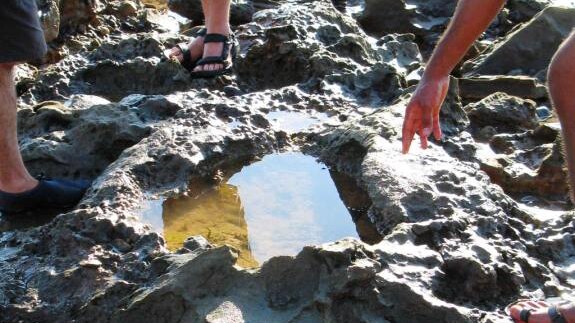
[0,179,90,214]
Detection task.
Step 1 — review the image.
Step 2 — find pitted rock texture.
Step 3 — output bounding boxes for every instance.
[1,0,574,322]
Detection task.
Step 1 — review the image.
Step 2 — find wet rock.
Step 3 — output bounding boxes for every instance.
[465,93,539,133]
[37,0,61,42]
[536,106,552,120]
[463,6,575,76]
[458,76,547,100]
[507,0,550,22]
[477,123,568,200]
[376,34,422,73]
[439,77,470,136]
[17,100,153,180]
[58,0,98,34]
[357,0,418,37]
[408,0,458,17]
[182,235,212,251]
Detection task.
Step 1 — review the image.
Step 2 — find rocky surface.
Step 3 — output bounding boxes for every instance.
[1,0,574,322]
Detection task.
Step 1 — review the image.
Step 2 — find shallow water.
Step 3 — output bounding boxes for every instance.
[142,153,381,267]
[267,111,329,133]
[552,0,575,6]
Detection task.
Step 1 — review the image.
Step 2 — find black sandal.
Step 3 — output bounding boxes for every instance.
[163,28,207,72]
[190,33,238,79]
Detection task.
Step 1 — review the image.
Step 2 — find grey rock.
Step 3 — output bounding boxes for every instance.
[458,76,547,100]
[183,235,212,251]
[465,92,539,133]
[357,0,418,37]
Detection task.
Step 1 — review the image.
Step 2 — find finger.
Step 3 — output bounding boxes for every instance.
[402,120,416,154]
[420,108,433,138]
[433,115,442,140]
[419,128,429,149]
[525,301,539,309]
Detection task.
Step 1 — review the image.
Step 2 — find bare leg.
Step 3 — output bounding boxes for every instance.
[193,0,232,73]
[0,63,37,194]
[202,0,211,26]
[548,31,575,203]
[166,0,211,63]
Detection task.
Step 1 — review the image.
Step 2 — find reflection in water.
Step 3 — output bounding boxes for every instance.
[161,183,258,268]
[143,153,382,267]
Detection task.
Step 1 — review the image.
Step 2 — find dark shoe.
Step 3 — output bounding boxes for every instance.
[190,33,238,79]
[0,179,90,214]
[163,28,207,72]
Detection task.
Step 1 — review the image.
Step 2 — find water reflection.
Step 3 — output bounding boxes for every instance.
[143,153,382,267]
[162,182,257,267]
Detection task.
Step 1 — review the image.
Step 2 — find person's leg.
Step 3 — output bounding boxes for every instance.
[166,0,211,64]
[0,63,38,193]
[193,0,232,72]
[548,31,575,203]
[0,0,88,214]
[202,0,211,26]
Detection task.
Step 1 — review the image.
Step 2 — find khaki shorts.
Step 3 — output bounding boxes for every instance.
[0,0,47,63]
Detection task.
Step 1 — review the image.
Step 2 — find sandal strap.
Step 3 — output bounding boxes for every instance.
[203,33,231,44]
[196,27,207,37]
[520,309,532,322]
[176,43,195,71]
[197,33,234,64]
[195,56,230,67]
[176,43,188,55]
[548,306,567,323]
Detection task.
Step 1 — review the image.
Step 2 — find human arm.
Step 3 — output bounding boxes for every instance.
[401,0,507,153]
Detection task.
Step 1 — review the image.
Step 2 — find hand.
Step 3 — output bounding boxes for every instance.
[401,75,450,154]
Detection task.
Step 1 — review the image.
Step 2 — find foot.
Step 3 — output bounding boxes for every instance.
[0,179,90,214]
[508,301,575,323]
[193,31,233,73]
[166,33,205,66]
[0,176,38,194]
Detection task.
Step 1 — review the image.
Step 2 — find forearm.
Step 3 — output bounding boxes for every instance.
[423,0,507,80]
